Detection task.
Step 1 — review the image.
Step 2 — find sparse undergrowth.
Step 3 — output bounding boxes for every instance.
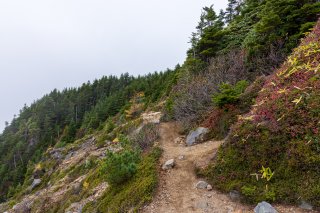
[201,21,320,207]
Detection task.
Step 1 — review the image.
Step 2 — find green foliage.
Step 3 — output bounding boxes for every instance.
[260,166,274,182]
[212,80,249,108]
[189,0,320,66]
[163,97,174,121]
[102,150,141,186]
[0,69,176,200]
[83,147,162,213]
[203,21,320,207]
[241,185,256,197]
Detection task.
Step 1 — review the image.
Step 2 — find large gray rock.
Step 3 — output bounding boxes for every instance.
[186,127,209,146]
[31,178,41,190]
[254,201,278,213]
[195,181,208,189]
[162,159,175,170]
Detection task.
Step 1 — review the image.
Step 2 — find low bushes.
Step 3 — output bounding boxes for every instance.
[212,80,249,108]
[202,77,265,140]
[83,147,162,213]
[102,150,141,186]
[202,21,320,207]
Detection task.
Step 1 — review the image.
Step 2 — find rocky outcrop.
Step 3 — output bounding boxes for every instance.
[142,112,162,124]
[186,127,209,146]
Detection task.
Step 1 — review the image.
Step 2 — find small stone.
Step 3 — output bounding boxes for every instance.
[178,155,184,160]
[196,181,208,189]
[254,201,278,213]
[31,178,41,190]
[162,159,175,170]
[207,194,212,198]
[299,200,313,210]
[206,184,213,191]
[196,200,208,209]
[72,182,82,194]
[226,206,234,212]
[229,190,241,201]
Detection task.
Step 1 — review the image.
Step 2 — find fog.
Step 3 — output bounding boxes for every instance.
[0,0,228,132]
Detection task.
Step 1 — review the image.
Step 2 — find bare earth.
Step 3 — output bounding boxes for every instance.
[143,122,315,213]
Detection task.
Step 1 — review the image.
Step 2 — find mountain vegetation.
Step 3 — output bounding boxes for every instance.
[0,71,176,201]
[202,19,320,206]
[0,0,320,211]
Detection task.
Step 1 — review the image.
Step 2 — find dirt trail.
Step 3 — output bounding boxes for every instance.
[143,122,250,213]
[143,122,312,213]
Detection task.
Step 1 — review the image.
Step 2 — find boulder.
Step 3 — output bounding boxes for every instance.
[31,178,41,190]
[254,201,278,213]
[162,159,175,170]
[186,127,209,146]
[196,181,208,189]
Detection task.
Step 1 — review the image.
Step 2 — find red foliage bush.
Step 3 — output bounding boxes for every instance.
[204,20,320,207]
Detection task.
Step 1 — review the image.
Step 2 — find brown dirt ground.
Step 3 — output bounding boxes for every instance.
[142,122,316,213]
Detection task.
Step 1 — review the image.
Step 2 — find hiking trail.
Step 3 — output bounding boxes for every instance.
[143,122,311,213]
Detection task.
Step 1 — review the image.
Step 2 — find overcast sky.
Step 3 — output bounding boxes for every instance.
[0,0,228,133]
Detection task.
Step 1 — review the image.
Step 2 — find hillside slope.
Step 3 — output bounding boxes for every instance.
[203,19,320,208]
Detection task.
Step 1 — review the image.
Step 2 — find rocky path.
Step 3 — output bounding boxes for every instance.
[143,122,250,213]
[143,122,314,213]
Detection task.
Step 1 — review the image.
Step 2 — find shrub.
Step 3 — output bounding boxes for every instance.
[83,147,163,213]
[203,20,320,207]
[172,49,249,130]
[102,150,140,186]
[202,77,265,140]
[212,80,249,108]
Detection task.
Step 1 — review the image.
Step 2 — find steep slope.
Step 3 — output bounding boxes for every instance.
[0,70,176,201]
[203,19,320,208]
[0,112,163,212]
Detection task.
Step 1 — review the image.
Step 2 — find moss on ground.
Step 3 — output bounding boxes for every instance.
[83,147,162,213]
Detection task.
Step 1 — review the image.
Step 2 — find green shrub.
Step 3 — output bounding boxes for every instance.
[83,147,162,213]
[203,22,320,207]
[212,80,249,108]
[241,185,257,198]
[102,150,140,186]
[105,118,116,133]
